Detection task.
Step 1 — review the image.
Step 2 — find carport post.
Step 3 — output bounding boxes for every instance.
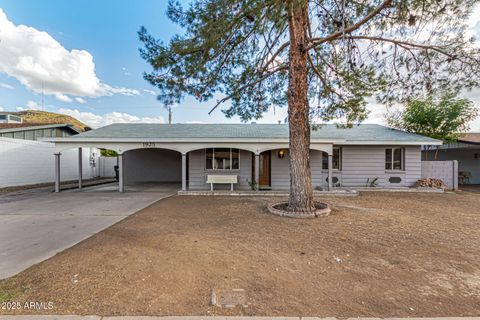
[118,153,124,193]
[54,153,61,193]
[181,153,187,191]
[78,147,83,190]
[255,153,260,191]
[328,154,333,191]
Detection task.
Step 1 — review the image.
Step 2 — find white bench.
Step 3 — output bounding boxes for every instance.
[206,174,238,191]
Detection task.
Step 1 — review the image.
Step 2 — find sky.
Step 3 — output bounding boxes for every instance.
[0,1,479,130]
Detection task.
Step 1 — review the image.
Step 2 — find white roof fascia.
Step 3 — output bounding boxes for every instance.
[337,140,442,146]
[42,137,346,144]
[42,137,440,145]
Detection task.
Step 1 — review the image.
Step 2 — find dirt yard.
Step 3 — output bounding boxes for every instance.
[1,191,480,317]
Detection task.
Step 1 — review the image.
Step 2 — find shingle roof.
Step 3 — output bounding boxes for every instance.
[458,133,480,145]
[66,123,440,144]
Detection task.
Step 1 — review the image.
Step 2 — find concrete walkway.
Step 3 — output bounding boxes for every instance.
[0,184,177,279]
[1,316,479,320]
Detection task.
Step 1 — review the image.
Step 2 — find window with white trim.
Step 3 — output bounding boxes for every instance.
[385,147,404,171]
[322,147,342,170]
[205,148,240,170]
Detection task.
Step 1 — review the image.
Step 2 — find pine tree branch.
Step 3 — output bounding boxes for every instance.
[208,65,288,115]
[307,0,393,49]
[346,36,454,57]
[260,42,290,73]
[307,53,346,102]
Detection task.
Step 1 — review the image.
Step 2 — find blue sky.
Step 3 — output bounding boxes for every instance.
[0,1,479,129]
[0,0,289,126]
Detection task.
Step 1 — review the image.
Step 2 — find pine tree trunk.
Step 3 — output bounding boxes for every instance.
[287,0,314,213]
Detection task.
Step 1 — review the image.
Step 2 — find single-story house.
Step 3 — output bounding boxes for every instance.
[0,123,80,141]
[423,133,480,184]
[0,113,23,123]
[45,123,441,192]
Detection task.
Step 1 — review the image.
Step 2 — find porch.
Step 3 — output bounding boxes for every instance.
[51,142,338,193]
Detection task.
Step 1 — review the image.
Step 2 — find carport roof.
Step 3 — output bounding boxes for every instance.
[46,123,441,145]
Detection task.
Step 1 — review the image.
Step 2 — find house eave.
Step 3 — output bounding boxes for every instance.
[338,140,442,146]
[42,137,441,146]
[0,124,80,134]
[42,137,346,144]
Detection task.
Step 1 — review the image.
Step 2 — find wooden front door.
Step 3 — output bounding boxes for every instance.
[252,151,271,188]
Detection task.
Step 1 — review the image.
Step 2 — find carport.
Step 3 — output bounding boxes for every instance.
[51,146,186,193]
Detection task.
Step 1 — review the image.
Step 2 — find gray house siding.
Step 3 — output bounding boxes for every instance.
[270,151,290,189]
[188,149,252,190]
[187,145,422,190]
[341,145,421,188]
[271,150,324,190]
[404,146,422,186]
[341,146,385,187]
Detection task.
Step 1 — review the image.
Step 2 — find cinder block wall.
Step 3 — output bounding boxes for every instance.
[98,156,117,178]
[421,160,458,190]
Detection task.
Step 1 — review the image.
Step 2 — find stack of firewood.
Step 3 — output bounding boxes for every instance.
[415,178,446,188]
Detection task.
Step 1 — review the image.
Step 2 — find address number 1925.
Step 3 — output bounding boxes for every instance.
[142,142,156,148]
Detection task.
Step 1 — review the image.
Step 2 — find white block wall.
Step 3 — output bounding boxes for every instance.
[98,156,117,178]
[421,160,458,190]
[0,137,98,188]
[424,148,480,184]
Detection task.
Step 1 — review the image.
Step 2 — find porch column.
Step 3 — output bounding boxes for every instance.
[328,154,333,191]
[78,147,83,190]
[254,153,260,191]
[54,153,61,193]
[181,153,187,191]
[118,153,124,193]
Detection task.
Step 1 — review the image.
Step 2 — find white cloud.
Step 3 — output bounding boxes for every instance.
[365,98,389,126]
[0,106,4,111]
[57,108,165,128]
[55,93,73,103]
[15,100,43,111]
[143,89,156,95]
[18,100,44,111]
[0,9,139,102]
[75,97,86,104]
[0,82,14,89]
[121,67,131,76]
[255,105,288,124]
[105,86,139,96]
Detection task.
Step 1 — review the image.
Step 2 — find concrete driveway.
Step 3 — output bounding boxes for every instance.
[0,183,178,279]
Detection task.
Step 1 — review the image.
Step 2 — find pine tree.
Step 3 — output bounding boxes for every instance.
[140,0,480,213]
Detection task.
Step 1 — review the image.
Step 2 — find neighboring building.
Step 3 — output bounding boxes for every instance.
[424,133,480,184]
[0,113,23,124]
[46,123,442,192]
[0,117,96,189]
[0,123,80,141]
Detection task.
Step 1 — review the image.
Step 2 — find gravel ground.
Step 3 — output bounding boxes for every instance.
[0,191,479,317]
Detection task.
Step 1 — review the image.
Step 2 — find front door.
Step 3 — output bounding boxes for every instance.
[252,151,271,188]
